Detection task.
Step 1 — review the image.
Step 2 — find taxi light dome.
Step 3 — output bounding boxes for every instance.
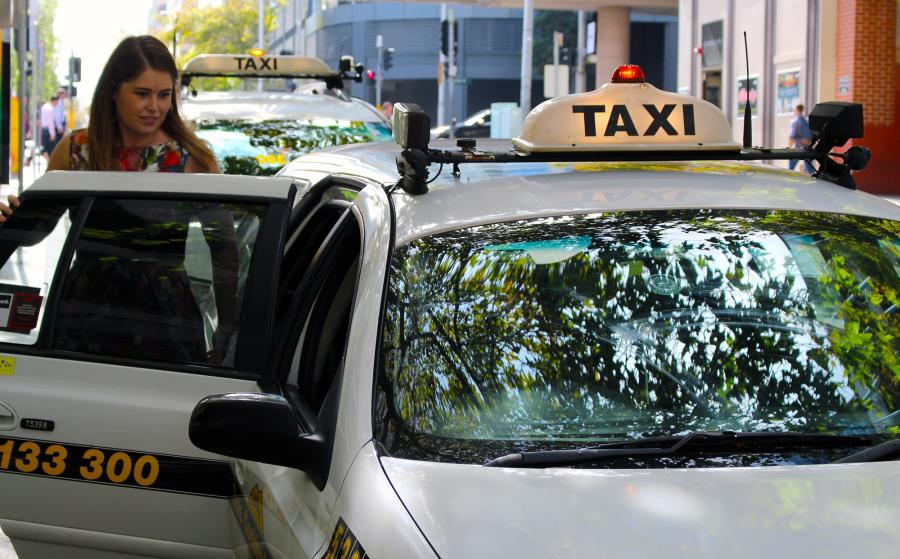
[611,64,645,83]
[181,54,337,78]
[512,80,742,153]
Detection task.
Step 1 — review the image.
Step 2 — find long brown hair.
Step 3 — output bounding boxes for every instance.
[86,35,218,172]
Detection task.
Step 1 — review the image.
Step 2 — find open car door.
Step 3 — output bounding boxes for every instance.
[0,172,297,558]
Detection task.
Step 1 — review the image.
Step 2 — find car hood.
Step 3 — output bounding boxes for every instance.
[380,457,900,558]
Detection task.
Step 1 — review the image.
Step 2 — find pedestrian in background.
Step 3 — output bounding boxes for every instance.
[39,95,59,159]
[381,100,394,120]
[788,104,814,174]
[55,87,68,139]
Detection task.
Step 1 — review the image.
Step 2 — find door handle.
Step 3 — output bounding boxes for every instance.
[0,401,16,431]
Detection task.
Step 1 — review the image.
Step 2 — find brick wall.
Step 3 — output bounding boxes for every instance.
[835,0,896,126]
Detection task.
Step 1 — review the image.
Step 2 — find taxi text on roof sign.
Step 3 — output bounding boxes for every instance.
[512,80,741,153]
[182,54,337,78]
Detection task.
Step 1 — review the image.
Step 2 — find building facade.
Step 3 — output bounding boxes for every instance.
[678,0,899,193]
[270,1,678,125]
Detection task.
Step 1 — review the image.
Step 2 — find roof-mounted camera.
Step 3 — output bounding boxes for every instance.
[809,101,869,189]
[393,103,433,195]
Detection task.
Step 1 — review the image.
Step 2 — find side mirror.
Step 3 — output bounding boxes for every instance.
[189,393,301,468]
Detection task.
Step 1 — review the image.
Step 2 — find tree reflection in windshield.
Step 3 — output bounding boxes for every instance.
[195,118,392,175]
[378,210,900,455]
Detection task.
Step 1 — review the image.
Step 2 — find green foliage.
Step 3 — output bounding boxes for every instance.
[197,119,389,176]
[533,10,577,73]
[12,0,60,101]
[152,0,284,91]
[382,210,900,445]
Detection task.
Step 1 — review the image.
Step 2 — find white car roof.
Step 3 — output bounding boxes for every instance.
[282,139,900,245]
[26,170,297,199]
[181,90,386,124]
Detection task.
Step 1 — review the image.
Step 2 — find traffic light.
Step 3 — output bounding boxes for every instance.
[68,56,81,82]
[366,69,376,81]
[560,47,572,65]
[441,20,457,56]
[383,48,395,72]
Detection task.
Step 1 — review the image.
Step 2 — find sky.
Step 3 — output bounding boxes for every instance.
[53,0,154,104]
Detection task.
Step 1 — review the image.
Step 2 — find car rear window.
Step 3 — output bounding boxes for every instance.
[195,118,392,176]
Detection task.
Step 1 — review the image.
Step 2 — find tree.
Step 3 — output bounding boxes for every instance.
[379,209,900,454]
[12,0,61,101]
[532,10,577,74]
[152,0,283,91]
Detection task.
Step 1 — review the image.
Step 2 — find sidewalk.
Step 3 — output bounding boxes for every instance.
[4,157,45,199]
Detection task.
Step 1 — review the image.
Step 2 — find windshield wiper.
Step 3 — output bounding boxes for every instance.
[832,438,900,464]
[483,431,872,467]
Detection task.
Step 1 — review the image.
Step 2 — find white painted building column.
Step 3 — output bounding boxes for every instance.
[594,7,630,89]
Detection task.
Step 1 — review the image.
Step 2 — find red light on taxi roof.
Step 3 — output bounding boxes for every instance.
[611,64,645,84]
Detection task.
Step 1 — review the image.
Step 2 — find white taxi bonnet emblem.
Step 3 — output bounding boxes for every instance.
[513,81,741,153]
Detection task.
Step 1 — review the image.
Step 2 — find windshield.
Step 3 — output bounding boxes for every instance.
[377,209,900,466]
[194,118,392,176]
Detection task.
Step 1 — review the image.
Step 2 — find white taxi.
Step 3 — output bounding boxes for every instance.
[0,65,898,558]
[181,53,391,176]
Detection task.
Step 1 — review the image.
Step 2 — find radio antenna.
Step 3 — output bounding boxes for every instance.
[742,32,752,148]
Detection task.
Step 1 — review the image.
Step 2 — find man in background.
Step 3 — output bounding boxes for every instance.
[788,104,814,174]
[39,95,59,160]
[55,87,69,140]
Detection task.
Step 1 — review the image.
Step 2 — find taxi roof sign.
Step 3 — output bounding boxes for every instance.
[512,81,741,153]
[182,54,338,78]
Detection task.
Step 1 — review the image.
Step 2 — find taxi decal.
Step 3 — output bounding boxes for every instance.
[0,284,43,333]
[231,484,272,559]
[0,355,15,375]
[234,56,278,71]
[572,104,695,137]
[323,517,368,559]
[0,435,237,497]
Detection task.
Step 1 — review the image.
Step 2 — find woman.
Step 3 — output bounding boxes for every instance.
[1,36,237,363]
[0,35,218,220]
[51,35,218,173]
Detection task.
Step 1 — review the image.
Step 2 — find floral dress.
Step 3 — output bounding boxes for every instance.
[68,129,189,172]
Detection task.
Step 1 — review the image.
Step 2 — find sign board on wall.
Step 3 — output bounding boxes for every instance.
[776,69,801,115]
[586,21,596,55]
[737,75,759,118]
[838,75,851,95]
[701,20,723,68]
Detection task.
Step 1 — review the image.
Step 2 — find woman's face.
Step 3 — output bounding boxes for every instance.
[113,67,174,143]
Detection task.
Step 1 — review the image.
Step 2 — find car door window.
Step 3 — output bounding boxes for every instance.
[51,198,267,368]
[0,198,79,345]
[281,210,361,427]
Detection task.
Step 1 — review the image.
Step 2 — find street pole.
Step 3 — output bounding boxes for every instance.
[29,0,39,181]
[257,0,264,92]
[14,0,26,188]
[576,11,586,93]
[67,50,74,130]
[552,31,561,99]
[437,3,446,126]
[376,34,383,108]
[447,8,455,139]
[519,0,533,119]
